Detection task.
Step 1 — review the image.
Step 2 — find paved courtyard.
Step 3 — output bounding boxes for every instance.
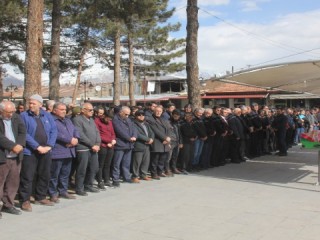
[1,145,320,240]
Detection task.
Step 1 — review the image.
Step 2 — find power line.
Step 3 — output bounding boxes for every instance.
[251,47,320,67]
[198,8,320,58]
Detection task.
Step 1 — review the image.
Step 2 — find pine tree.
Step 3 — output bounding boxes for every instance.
[121,0,185,105]
[0,0,26,100]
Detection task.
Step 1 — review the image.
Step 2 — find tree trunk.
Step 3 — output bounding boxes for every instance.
[113,26,121,106]
[49,0,62,101]
[128,33,135,106]
[71,28,90,104]
[186,0,201,108]
[71,47,87,104]
[0,66,4,101]
[24,0,44,103]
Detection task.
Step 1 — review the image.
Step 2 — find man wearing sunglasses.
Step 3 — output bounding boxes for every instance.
[72,103,101,195]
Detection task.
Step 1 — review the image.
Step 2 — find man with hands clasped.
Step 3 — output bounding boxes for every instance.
[19,94,57,211]
[49,102,79,202]
[0,101,26,218]
[112,106,138,187]
[72,103,101,195]
[132,110,155,183]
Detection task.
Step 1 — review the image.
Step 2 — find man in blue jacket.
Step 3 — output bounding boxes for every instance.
[49,102,79,202]
[112,106,137,187]
[19,94,57,212]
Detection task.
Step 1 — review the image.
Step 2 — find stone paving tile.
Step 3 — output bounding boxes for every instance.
[1,147,320,240]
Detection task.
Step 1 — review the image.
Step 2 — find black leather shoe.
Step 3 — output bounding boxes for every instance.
[113,181,120,187]
[2,207,22,215]
[97,183,106,190]
[76,191,88,196]
[84,186,100,193]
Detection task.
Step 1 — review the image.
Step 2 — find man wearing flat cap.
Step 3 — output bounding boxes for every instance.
[19,94,57,212]
[132,110,154,183]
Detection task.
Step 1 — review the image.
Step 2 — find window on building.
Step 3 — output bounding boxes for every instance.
[234,98,245,107]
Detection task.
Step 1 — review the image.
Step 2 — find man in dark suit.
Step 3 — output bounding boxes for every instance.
[192,108,207,171]
[179,112,197,174]
[211,107,228,167]
[144,102,157,120]
[0,101,26,217]
[161,103,176,121]
[248,103,263,158]
[227,108,246,163]
[147,106,171,179]
[132,110,154,183]
[200,108,215,169]
[112,106,137,186]
[272,107,288,156]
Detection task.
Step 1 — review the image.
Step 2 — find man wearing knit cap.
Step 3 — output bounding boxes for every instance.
[19,94,57,212]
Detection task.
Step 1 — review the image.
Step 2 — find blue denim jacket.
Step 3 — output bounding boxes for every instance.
[20,109,57,156]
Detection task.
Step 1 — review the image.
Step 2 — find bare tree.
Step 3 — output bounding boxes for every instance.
[71,28,90,104]
[24,0,44,102]
[186,0,201,108]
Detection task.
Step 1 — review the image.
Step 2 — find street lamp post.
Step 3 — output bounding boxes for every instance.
[79,79,94,102]
[5,83,18,101]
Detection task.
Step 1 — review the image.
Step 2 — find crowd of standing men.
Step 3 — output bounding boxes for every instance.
[0,95,318,219]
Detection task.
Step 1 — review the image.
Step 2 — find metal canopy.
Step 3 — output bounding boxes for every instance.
[214,60,320,97]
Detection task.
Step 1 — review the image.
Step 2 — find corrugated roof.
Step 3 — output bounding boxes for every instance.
[213,60,320,97]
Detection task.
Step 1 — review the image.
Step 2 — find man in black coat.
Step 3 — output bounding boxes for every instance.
[0,101,26,217]
[144,102,157,120]
[272,108,288,156]
[191,108,207,171]
[227,108,246,163]
[248,103,263,158]
[166,109,183,175]
[132,110,154,182]
[147,106,171,179]
[200,108,215,169]
[179,113,197,174]
[211,107,228,167]
[240,106,253,160]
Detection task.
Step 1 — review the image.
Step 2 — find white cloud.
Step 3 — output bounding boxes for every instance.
[196,9,320,75]
[199,0,230,6]
[240,0,271,12]
[172,0,229,20]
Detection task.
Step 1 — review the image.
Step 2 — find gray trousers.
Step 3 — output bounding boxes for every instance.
[132,148,150,178]
[75,151,99,192]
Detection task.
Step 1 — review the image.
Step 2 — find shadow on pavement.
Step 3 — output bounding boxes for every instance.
[193,146,320,192]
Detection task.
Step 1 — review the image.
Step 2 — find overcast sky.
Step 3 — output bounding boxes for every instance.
[168,0,320,77]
